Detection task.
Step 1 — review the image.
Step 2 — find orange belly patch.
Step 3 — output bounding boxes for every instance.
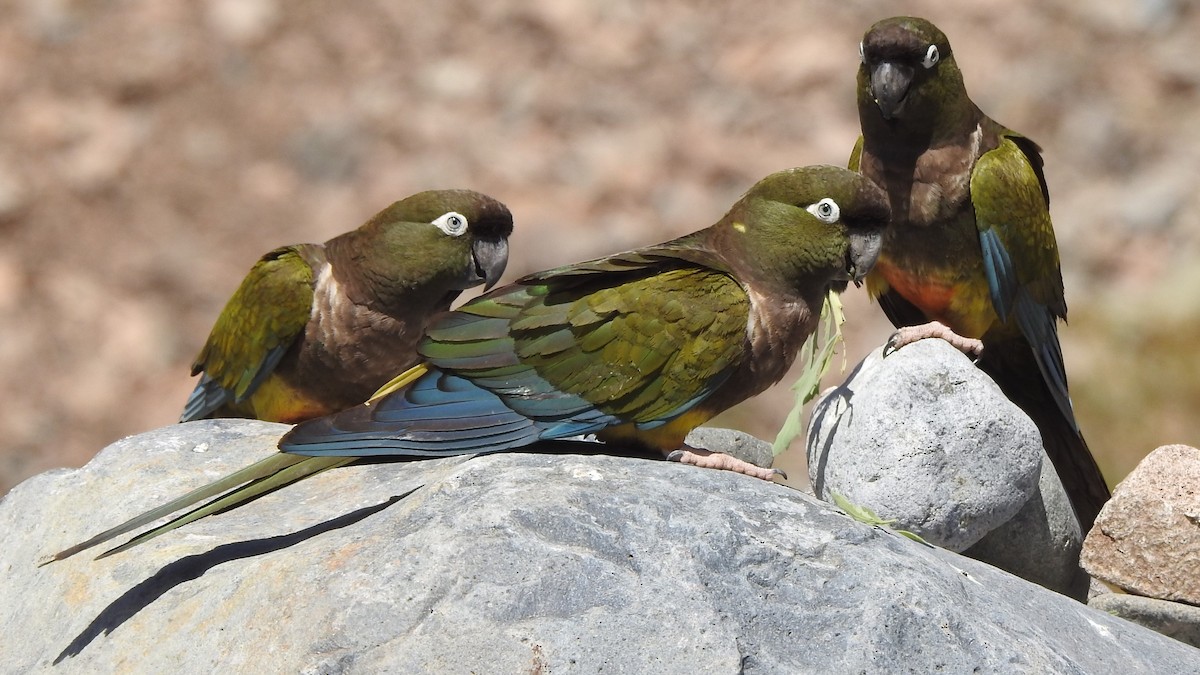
[871,258,999,338]
[874,259,957,323]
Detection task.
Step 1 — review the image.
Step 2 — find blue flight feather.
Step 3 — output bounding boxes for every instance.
[1013,290,1078,431]
[179,374,230,422]
[979,228,1018,324]
[180,342,291,422]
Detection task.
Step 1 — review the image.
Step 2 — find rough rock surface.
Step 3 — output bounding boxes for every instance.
[685,425,775,473]
[962,448,1090,600]
[1081,444,1200,605]
[3,419,1196,673]
[1090,593,1200,649]
[806,340,1088,601]
[807,341,1046,551]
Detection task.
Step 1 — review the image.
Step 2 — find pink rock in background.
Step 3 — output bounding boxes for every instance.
[1082,444,1200,606]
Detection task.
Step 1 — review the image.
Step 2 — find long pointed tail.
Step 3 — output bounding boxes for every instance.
[42,453,350,564]
[979,340,1110,531]
[95,456,353,559]
[1036,416,1108,531]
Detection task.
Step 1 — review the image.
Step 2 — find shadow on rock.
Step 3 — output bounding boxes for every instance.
[806,356,866,497]
[55,490,415,663]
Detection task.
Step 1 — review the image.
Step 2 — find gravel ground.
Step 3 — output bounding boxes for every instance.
[1,0,1197,493]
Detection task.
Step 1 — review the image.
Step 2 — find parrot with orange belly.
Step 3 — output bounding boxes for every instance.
[180,189,512,424]
[45,165,889,562]
[850,16,1110,530]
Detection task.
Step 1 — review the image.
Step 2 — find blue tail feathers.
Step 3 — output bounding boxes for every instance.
[280,369,618,457]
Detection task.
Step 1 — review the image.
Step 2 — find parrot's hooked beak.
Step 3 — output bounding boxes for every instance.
[846,229,883,287]
[870,61,914,121]
[472,237,510,290]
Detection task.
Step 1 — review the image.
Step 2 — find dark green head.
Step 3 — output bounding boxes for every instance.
[857,17,972,142]
[717,166,890,298]
[332,189,513,311]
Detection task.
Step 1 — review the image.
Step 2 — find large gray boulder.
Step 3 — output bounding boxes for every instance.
[807,339,1089,599]
[3,419,1196,673]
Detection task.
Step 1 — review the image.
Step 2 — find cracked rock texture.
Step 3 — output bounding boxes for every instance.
[3,419,1196,673]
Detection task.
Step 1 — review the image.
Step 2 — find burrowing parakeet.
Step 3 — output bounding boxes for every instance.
[46,165,889,562]
[181,189,513,424]
[850,16,1109,529]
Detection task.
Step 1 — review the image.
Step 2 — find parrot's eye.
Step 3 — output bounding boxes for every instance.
[921,45,940,69]
[433,211,469,237]
[806,198,840,224]
[858,41,865,64]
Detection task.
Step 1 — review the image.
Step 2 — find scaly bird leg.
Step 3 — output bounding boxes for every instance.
[665,445,786,481]
[884,320,983,358]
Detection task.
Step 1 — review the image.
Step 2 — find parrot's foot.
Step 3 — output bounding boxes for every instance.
[666,446,786,481]
[884,321,983,358]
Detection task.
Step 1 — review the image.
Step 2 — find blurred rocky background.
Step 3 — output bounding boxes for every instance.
[1,0,1196,493]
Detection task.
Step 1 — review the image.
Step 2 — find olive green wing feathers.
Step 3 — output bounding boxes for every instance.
[181,245,321,421]
[971,132,1074,426]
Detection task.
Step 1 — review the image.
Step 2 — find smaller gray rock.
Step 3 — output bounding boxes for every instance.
[807,339,1085,598]
[685,426,774,470]
[964,455,1088,600]
[1090,592,1200,649]
[807,340,1043,551]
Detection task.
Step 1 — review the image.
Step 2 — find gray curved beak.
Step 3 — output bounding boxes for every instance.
[847,229,883,286]
[472,237,509,290]
[871,62,913,121]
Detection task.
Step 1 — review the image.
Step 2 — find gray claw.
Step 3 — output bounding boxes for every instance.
[883,332,902,357]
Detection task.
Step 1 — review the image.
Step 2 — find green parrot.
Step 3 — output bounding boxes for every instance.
[849,16,1110,529]
[45,165,889,563]
[180,189,513,424]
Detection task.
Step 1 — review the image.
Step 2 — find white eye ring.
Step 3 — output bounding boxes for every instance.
[859,41,865,64]
[922,44,940,69]
[432,211,469,237]
[806,198,840,224]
